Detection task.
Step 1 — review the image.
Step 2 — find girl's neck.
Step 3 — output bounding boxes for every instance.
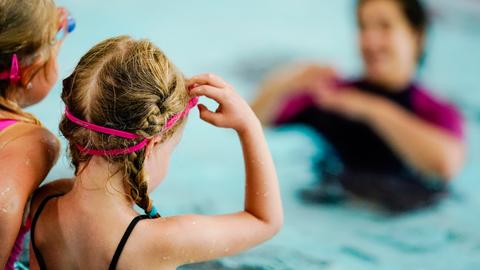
[67,157,136,215]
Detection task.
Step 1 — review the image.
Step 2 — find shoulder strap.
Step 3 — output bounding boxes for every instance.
[0,119,17,132]
[108,215,152,270]
[31,194,63,270]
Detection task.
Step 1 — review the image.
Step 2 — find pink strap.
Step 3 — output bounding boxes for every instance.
[4,218,31,270]
[0,54,21,85]
[75,138,149,156]
[162,97,199,131]
[65,108,141,139]
[0,119,18,131]
[65,96,198,156]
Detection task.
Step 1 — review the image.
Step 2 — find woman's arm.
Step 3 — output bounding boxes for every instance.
[366,98,465,180]
[149,73,283,266]
[251,64,337,125]
[316,88,465,180]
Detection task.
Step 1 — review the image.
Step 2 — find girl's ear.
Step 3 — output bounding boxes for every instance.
[19,56,44,87]
[144,136,162,159]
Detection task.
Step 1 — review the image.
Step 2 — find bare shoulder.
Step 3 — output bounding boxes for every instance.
[0,122,60,162]
[30,179,74,219]
[0,123,61,198]
[139,215,204,255]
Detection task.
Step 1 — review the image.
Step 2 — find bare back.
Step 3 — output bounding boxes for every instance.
[29,183,178,270]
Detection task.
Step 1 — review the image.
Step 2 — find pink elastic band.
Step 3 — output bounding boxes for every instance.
[162,96,199,131]
[0,54,21,85]
[65,96,198,156]
[76,138,150,156]
[64,108,141,139]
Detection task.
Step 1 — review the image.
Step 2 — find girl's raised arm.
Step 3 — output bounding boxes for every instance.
[149,73,283,266]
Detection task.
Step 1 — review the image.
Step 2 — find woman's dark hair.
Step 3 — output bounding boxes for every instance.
[357,0,429,65]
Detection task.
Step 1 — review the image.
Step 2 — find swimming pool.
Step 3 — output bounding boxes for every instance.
[24,0,480,269]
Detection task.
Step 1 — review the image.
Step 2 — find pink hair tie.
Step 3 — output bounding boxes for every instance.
[64,96,198,156]
[0,54,21,85]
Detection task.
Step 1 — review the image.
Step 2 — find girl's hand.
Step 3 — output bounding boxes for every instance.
[188,73,259,134]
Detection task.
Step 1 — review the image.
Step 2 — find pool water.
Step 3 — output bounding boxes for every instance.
[22,0,480,269]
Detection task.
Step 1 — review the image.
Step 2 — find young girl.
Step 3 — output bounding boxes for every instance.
[0,0,73,268]
[29,36,283,269]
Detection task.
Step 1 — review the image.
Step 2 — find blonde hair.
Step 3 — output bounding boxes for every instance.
[60,36,190,216]
[0,0,57,124]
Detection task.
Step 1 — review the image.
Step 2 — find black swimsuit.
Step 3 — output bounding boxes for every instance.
[275,80,455,211]
[31,194,158,270]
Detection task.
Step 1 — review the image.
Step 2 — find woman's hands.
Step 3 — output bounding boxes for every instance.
[251,63,339,125]
[290,64,338,92]
[312,86,384,122]
[188,73,260,134]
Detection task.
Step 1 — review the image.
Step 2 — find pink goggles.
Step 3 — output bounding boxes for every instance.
[64,96,198,156]
[0,9,75,86]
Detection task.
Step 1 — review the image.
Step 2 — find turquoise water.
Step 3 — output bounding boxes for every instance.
[25,0,480,269]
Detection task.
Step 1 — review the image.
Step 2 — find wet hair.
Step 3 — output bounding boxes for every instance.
[357,0,430,64]
[59,36,190,217]
[0,0,57,124]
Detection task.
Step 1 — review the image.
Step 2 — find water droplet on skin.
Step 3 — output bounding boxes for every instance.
[25,159,31,166]
[162,256,170,260]
[209,249,213,254]
[0,199,18,214]
[255,192,260,196]
[224,248,230,253]
[0,187,11,197]
[263,192,270,197]
[0,188,14,215]
[192,221,197,225]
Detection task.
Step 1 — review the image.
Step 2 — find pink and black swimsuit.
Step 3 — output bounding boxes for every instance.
[274,79,464,211]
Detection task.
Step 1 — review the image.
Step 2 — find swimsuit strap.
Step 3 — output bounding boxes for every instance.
[109,214,156,270]
[31,194,63,270]
[32,196,159,270]
[0,119,17,132]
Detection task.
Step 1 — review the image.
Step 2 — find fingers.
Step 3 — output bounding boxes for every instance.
[190,85,225,103]
[188,73,229,89]
[311,87,339,108]
[197,104,222,126]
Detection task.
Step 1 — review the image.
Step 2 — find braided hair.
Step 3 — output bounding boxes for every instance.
[59,36,190,216]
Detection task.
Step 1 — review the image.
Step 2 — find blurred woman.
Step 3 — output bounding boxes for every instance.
[252,0,465,212]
